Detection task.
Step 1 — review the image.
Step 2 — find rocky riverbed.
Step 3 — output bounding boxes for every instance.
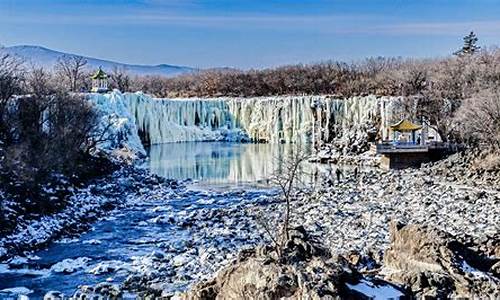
[1,150,499,299]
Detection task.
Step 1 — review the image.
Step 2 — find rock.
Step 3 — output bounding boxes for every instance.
[181,227,403,299]
[383,221,500,298]
[43,291,65,300]
[491,261,500,277]
[72,283,122,299]
[50,257,91,274]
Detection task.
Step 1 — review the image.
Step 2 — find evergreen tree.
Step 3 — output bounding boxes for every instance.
[454,31,480,56]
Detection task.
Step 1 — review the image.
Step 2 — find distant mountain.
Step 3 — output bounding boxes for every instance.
[1,45,197,77]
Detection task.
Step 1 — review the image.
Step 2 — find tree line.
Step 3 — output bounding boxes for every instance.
[0,52,117,234]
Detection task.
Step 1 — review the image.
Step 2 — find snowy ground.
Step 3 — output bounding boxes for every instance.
[0,181,277,298]
[0,142,498,298]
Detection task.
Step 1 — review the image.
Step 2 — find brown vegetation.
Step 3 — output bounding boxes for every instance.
[129,49,500,101]
[125,49,500,146]
[456,89,500,148]
[0,52,116,234]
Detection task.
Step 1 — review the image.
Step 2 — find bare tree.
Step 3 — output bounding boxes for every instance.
[109,66,131,92]
[25,66,55,96]
[257,148,310,257]
[0,52,23,101]
[0,52,24,142]
[55,55,88,92]
[455,89,500,148]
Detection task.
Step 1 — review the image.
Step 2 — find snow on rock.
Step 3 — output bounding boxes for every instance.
[7,256,28,268]
[50,257,91,274]
[0,286,33,295]
[87,260,132,275]
[82,239,102,245]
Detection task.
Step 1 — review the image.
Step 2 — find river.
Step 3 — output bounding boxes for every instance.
[0,142,317,298]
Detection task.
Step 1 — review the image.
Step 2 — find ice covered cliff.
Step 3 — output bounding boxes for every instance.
[90,91,402,152]
[88,91,146,158]
[120,92,401,145]
[122,92,248,144]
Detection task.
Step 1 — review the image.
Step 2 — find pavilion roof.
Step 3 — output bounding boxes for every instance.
[390,119,422,132]
[91,67,108,80]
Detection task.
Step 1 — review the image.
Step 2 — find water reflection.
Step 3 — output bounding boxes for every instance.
[147,142,312,185]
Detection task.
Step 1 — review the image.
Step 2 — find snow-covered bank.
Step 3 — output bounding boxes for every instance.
[1,145,498,298]
[59,162,498,298]
[0,167,179,261]
[104,91,403,145]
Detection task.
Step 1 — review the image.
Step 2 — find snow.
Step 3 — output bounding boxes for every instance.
[89,90,146,158]
[50,257,92,274]
[346,279,404,299]
[82,239,102,245]
[0,287,33,295]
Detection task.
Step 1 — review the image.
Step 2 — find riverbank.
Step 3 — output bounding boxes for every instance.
[1,149,498,298]
[64,149,499,299]
[0,166,179,261]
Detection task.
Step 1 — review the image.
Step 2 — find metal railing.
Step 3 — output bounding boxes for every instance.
[376,142,428,151]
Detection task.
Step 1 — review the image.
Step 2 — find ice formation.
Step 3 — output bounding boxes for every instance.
[122,92,247,144]
[89,90,407,157]
[117,92,400,145]
[88,91,146,157]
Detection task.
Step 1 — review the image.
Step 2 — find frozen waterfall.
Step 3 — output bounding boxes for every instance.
[122,92,248,144]
[91,90,402,152]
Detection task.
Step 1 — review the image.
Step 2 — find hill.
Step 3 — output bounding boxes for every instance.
[1,45,196,77]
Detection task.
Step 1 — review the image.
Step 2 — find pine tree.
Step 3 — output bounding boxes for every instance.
[454,31,480,56]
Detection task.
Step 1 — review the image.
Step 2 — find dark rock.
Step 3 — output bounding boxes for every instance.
[181,226,404,300]
[383,221,500,298]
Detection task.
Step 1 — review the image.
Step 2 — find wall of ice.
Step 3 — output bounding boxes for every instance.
[88,91,146,157]
[120,92,401,145]
[122,92,248,144]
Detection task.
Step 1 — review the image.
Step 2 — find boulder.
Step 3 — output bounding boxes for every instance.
[72,283,122,299]
[383,221,500,298]
[43,291,65,300]
[181,227,403,299]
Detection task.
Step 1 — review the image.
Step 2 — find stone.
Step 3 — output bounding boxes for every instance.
[181,226,404,300]
[72,283,122,299]
[43,291,65,300]
[50,257,91,274]
[383,221,500,298]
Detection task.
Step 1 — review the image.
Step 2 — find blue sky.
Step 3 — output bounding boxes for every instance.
[1,0,499,69]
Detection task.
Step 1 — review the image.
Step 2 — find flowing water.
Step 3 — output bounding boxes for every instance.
[0,142,316,298]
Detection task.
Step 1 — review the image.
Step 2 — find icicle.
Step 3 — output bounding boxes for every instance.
[117,92,399,145]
